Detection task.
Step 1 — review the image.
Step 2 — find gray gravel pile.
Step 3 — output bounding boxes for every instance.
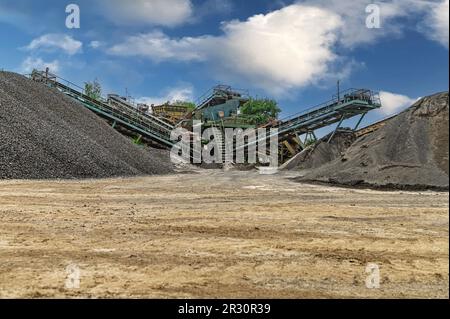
[295,130,356,170]
[297,92,449,190]
[0,71,173,179]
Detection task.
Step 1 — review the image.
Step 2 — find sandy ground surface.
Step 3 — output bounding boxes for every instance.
[0,169,448,298]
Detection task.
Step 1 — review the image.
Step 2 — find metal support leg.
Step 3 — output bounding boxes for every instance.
[111,120,117,129]
[297,133,304,149]
[328,114,345,143]
[354,112,366,131]
[303,133,308,146]
[302,131,317,147]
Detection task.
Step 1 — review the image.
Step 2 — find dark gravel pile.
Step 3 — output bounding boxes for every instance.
[297,92,449,190]
[0,72,173,179]
[295,130,356,170]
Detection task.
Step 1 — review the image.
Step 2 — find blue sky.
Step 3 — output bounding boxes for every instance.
[0,0,448,130]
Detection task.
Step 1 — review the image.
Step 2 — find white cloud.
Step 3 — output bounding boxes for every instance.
[420,0,449,48]
[136,84,194,106]
[89,41,103,49]
[110,4,344,94]
[213,5,344,94]
[110,31,211,62]
[379,91,418,115]
[99,0,193,27]
[108,1,449,95]
[306,0,449,49]
[300,0,416,48]
[25,33,82,55]
[20,57,60,73]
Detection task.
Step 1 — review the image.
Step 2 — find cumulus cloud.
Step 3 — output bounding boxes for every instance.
[20,57,60,73]
[213,5,344,94]
[310,0,449,49]
[107,1,449,95]
[379,91,419,115]
[419,0,449,48]
[136,84,195,106]
[99,0,193,27]
[25,34,82,55]
[300,0,419,47]
[110,4,344,94]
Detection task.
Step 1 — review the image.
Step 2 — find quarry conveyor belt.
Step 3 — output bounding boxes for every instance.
[30,72,176,148]
[30,72,381,160]
[275,89,382,136]
[238,89,382,151]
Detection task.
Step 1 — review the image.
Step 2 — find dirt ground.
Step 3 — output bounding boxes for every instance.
[0,169,448,298]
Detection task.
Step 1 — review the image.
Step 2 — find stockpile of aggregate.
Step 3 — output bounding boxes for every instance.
[0,72,173,179]
[296,130,356,170]
[296,92,449,190]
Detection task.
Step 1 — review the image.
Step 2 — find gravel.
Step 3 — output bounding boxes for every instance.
[294,129,356,170]
[295,92,449,190]
[0,71,173,179]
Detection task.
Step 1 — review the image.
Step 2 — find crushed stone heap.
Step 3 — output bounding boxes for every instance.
[296,92,449,190]
[0,72,173,179]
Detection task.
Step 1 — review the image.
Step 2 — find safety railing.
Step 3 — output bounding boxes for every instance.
[195,85,250,109]
[29,71,175,146]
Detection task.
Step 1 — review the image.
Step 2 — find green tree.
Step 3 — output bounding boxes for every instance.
[240,98,281,125]
[84,79,102,100]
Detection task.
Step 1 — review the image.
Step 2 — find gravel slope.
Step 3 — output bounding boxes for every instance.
[297,92,449,190]
[296,130,356,170]
[0,72,173,179]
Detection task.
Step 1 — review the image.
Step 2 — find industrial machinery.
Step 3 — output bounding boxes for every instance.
[30,70,382,164]
[151,103,192,125]
[193,85,250,122]
[177,85,255,132]
[31,70,175,148]
[271,88,382,161]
